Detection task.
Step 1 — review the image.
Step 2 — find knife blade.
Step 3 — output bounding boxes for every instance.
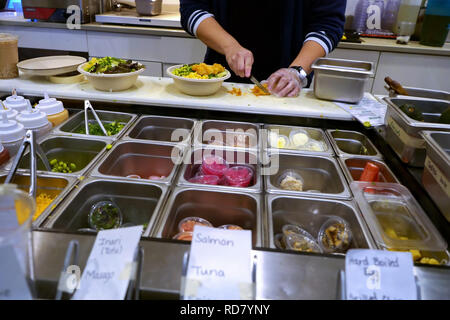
[250,75,270,94]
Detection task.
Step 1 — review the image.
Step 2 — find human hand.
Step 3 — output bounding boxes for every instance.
[224,43,254,78]
[266,68,302,97]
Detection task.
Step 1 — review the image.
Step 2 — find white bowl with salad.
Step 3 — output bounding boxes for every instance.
[167,63,231,96]
[78,57,145,92]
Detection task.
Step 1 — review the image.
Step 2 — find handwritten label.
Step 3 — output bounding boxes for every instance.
[0,195,19,228]
[184,226,252,300]
[387,117,426,149]
[72,226,142,300]
[0,246,32,300]
[335,96,387,127]
[425,156,450,198]
[345,249,417,300]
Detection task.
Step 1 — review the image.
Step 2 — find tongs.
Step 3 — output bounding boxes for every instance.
[5,130,51,198]
[84,100,108,136]
[384,77,409,96]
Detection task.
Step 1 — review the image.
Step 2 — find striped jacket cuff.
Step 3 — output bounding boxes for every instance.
[304,31,333,55]
[187,10,214,36]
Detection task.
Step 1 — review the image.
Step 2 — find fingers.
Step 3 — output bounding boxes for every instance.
[267,72,283,92]
[226,47,254,78]
[287,85,301,97]
[278,81,296,97]
[244,54,253,78]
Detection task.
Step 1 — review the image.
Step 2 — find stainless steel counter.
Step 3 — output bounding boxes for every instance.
[32,230,450,300]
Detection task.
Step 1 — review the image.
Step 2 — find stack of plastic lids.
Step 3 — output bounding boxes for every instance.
[0,112,25,156]
[16,101,52,139]
[2,91,30,113]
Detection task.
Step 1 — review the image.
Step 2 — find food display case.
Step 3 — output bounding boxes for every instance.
[1,94,449,300]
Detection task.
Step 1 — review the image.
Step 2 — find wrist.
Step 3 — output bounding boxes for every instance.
[222,39,241,56]
[289,66,308,88]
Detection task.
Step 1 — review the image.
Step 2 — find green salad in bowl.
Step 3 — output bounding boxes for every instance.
[83,57,144,74]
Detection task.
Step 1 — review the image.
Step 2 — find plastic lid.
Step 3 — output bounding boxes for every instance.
[0,108,18,120]
[350,181,448,252]
[0,112,25,143]
[35,92,64,115]
[4,93,29,112]
[16,109,50,129]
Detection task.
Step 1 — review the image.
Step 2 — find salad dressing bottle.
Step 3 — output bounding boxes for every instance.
[16,102,52,140]
[35,93,69,127]
[3,90,30,112]
[0,112,25,157]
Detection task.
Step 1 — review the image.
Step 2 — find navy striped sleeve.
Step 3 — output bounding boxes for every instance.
[180,0,214,36]
[303,0,346,54]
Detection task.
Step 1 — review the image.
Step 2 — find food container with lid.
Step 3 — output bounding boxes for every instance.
[0,112,25,156]
[0,107,18,121]
[223,165,254,187]
[311,58,374,103]
[35,93,69,127]
[16,104,52,140]
[173,231,193,242]
[0,33,18,79]
[201,154,229,177]
[351,181,448,265]
[285,232,323,253]
[264,124,333,156]
[318,216,353,253]
[2,92,30,112]
[384,97,450,167]
[178,216,213,233]
[420,131,450,222]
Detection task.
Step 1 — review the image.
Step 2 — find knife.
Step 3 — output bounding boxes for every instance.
[250,75,270,94]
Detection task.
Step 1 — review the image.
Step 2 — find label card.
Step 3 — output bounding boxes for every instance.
[335,96,387,127]
[0,195,19,228]
[72,226,143,300]
[184,226,252,300]
[345,249,418,300]
[0,246,32,300]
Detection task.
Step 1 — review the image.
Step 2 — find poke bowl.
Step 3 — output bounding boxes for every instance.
[167,63,231,96]
[78,57,146,92]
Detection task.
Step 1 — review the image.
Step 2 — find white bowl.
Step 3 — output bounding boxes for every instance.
[77,62,145,92]
[167,64,231,96]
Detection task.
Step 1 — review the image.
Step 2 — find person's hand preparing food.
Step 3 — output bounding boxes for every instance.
[223,43,254,78]
[267,68,302,97]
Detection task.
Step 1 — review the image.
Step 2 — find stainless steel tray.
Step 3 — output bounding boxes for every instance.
[15,134,113,178]
[43,177,169,237]
[0,172,77,228]
[153,186,263,247]
[338,156,400,185]
[52,109,138,140]
[421,131,450,222]
[176,146,262,193]
[265,194,376,253]
[384,97,450,167]
[193,119,261,151]
[89,140,185,186]
[326,129,382,159]
[122,115,198,146]
[262,124,334,156]
[264,153,352,200]
[311,58,374,104]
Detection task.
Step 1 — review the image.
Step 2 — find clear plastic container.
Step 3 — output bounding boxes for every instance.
[318,216,353,253]
[289,129,310,148]
[274,233,286,250]
[282,224,307,237]
[350,181,447,253]
[218,224,243,230]
[223,165,254,187]
[202,155,229,178]
[178,217,213,233]
[173,231,193,242]
[277,170,304,191]
[35,93,69,127]
[285,232,323,253]
[0,112,25,157]
[188,174,220,185]
[88,200,123,230]
[0,185,36,297]
[268,131,289,149]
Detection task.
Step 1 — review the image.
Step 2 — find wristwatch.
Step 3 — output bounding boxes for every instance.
[289,66,308,88]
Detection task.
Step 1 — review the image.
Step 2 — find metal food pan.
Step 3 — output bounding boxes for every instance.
[90,140,184,185]
[338,156,400,185]
[16,134,112,178]
[311,58,374,104]
[262,124,334,156]
[43,177,168,237]
[52,109,138,140]
[265,153,352,200]
[421,131,450,222]
[177,147,262,193]
[123,115,197,146]
[0,173,77,227]
[153,187,263,247]
[193,119,261,150]
[265,194,376,253]
[326,129,382,159]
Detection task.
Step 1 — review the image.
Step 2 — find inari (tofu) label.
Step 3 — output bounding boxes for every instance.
[345,249,417,300]
[184,226,252,300]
